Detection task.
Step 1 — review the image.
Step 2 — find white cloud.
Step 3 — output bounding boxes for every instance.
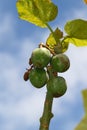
[0,50,46,129]
[0,90,45,124]
[73,8,87,19]
[0,13,15,43]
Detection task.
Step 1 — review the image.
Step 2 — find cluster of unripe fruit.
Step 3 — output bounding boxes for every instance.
[24,43,70,98]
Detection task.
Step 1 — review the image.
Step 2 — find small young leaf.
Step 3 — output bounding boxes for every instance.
[16,0,58,28]
[62,41,69,52]
[64,36,87,46]
[75,89,87,130]
[64,19,87,39]
[46,28,63,49]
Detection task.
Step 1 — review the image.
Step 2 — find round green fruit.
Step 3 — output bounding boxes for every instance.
[31,47,51,68]
[29,68,48,88]
[47,76,67,98]
[51,54,70,72]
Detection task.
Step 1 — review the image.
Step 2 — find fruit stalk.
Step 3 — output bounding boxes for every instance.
[39,91,54,130]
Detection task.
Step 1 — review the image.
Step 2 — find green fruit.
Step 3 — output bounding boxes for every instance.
[31,47,51,68]
[47,76,67,98]
[29,68,48,88]
[51,54,70,72]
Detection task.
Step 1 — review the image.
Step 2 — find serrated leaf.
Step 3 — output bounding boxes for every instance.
[64,19,87,39]
[64,36,87,46]
[46,28,63,49]
[75,89,87,130]
[16,0,58,28]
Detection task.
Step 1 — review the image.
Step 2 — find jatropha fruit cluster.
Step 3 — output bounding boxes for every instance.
[23,43,70,98]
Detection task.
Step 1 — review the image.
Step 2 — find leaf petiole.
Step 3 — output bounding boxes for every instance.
[45,23,54,34]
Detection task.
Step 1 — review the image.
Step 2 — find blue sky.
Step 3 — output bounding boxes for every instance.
[0,0,87,130]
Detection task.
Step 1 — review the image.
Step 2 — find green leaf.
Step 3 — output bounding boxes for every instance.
[46,28,69,52]
[82,89,87,115]
[75,89,87,130]
[62,41,69,52]
[64,36,87,46]
[16,0,58,28]
[75,116,87,130]
[46,28,63,49]
[64,19,87,39]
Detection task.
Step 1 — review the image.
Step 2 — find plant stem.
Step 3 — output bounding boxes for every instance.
[45,23,60,44]
[45,23,54,34]
[39,91,54,130]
